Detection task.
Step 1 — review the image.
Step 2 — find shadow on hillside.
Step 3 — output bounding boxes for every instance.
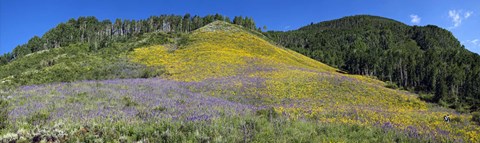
[335,70,348,74]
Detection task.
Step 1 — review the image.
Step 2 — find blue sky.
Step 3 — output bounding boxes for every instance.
[1,0,479,54]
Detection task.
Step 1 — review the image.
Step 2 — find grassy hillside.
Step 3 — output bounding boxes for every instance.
[128,21,479,142]
[1,21,479,142]
[0,32,174,87]
[130,21,337,81]
[265,15,480,113]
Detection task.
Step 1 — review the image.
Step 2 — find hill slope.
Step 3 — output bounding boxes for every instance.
[1,21,479,142]
[128,21,478,141]
[130,21,336,81]
[0,32,175,87]
[265,15,480,112]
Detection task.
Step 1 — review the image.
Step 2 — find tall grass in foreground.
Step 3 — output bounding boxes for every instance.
[1,113,437,143]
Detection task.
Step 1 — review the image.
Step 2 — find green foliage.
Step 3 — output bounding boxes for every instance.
[266,15,480,112]
[66,92,88,104]
[419,93,435,102]
[2,115,443,142]
[472,112,480,125]
[0,99,8,129]
[153,106,167,112]
[141,66,165,78]
[256,107,278,120]
[128,32,176,49]
[450,116,462,123]
[27,111,50,126]
[122,96,138,107]
[385,81,398,89]
[176,35,192,48]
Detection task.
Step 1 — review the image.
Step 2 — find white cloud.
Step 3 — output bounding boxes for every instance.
[449,10,462,28]
[464,11,473,18]
[410,14,421,24]
[448,10,473,28]
[464,39,480,54]
[465,39,479,46]
[283,25,291,30]
[472,39,479,45]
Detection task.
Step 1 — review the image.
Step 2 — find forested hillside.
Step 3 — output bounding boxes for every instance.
[265,15,480,112]
[0,14,258,65]
[0,14,260,88]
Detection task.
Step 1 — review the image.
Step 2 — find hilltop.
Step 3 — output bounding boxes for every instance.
[1,20,478,142]
[130,21,337,81]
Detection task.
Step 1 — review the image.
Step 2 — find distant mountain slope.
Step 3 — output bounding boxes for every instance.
[299,15,408,33]
[265,15,480,112]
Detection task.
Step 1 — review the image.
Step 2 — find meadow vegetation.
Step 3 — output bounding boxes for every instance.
[0,32,173,87]
[1,21,479,142]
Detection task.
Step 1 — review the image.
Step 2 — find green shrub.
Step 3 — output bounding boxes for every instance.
[177,35,192,48]
[153,106,167,112]
[136,109,150,120]
[472,112,480,125]
[385,81,398,89]
[450,116,462,123]
[419,93,435,102]
[141,66,165,78]
[27,111,50,126]
[256,107,278,120]
[122,96,138,107]
[0,99,8,129]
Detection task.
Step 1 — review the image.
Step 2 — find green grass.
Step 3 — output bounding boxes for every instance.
[0,99,8,130]
[1,115,433,143]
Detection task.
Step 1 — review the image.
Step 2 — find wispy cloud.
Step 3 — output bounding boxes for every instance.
[449,10,462,28]
[283,25,291,30]
[410,14,421,24]
[464,11,473,18]
[464,39,480,54]
[471,39,479,46]
[464,39,480,47]
[448,10,473,28]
